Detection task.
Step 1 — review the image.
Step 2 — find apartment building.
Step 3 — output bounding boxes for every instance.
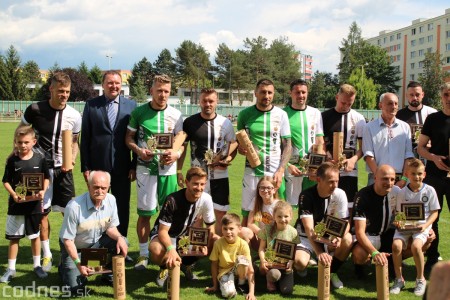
[366,8,450,106]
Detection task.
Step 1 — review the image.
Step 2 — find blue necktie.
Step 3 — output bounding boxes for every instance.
[107,100,117,129]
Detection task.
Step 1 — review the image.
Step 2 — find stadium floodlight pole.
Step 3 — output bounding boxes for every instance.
[106,55,113,70]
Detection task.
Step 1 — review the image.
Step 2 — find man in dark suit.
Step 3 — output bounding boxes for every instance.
[80,70,137,245]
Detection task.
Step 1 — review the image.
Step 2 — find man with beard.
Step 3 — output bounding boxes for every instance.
[417,83,450,273]
[237,79,292,226]
[397,81,436,157]
[177,88,237,235]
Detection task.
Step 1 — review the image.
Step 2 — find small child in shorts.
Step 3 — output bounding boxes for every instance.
[206,213,256,299]
[0,125,50,283]
[390,158,440,296]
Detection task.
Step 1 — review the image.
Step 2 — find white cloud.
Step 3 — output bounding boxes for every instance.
[0,0,448,74]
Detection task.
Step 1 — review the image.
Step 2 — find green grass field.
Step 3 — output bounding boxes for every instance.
[0,121,448,299]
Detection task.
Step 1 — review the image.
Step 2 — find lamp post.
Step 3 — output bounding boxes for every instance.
[106,55,113,70]
[229,59,232,107]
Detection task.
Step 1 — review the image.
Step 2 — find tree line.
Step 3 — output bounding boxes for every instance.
[1,22,447,108]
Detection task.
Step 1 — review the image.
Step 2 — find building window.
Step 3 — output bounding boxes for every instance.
[390,46,394,52]
[427,47,433,53]
[419,50,424,57]
[419,37,424,44]
[390,35,394,41]
[383,37,387,43]
[447,57,450,63]
[397,55,401,61]
[428,35,433,42]
[419,26,424,33]
[411,51,416,58]
[411,63,415,69]
[410,74,415,81]
[378,39,381,45]
[398,44,401,50]
[446,44,450,51]
[428,23,433,30]
[419,61,424,68]
[412,28,416,35]
[447,31,450,38]
[411,40,416,46]
[397,33,401,39]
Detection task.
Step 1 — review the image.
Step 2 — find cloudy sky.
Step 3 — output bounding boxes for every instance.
[0,0,448,74]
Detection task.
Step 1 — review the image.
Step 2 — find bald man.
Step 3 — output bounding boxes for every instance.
[351,165,400,271]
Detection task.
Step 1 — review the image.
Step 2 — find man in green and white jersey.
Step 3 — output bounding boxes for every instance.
[284,79,324,208]
[125,74,183,270]
[237,79,292,226]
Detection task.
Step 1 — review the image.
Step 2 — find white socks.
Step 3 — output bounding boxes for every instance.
[139,243,149,257]
[32,255,41,268]
[41,239,52,258]
[7,259,16,271]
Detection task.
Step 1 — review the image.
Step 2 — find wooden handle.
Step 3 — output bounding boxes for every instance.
[236,130,261,168]
[376,263,389,300]
[62,130,72,170]
[318,261,330,300]
[167,263,180,300]
[113,255,126,299]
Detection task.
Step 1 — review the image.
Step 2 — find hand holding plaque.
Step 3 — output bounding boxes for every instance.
[15,173,44,202]
[146,133,174,155]
[314,215,348,246]
[81,248,112,275]
[264,239,297,269]
[396,203,425,233]
[177,227,209,257]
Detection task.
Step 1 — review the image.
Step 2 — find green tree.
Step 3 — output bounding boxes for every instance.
[131,75,148,102]
[35,68,96,102]
[419,52,449,109]
[348,67,379,109]
[338,22,400,96]
[154,49,176,94]
[243,36,274,83]
[89,64,103,84]
[174,40,211,104]
[268,37,301,103]
[22,60,41,101]
[78,61,90,77]
[129,57,154,98]
[308,71,340,108]
[0,45,26,100]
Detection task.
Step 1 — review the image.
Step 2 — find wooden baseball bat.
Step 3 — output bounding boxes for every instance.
[172,131,187,152]
[167,263,180,300]
[318,261,330,300]
[376,263,389,300]
[235,130,261,168]
[333,132,344,162]
[62,130,72,170]
[112,255,126,300]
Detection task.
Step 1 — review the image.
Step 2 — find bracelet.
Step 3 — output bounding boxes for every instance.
[401,176,408,181]
[73,258,81,265]
[166,245,174,252]
[117,235,124,241]
[371,251,380,258]
[176,170,182,174]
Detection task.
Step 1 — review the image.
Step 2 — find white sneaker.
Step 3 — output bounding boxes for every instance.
[414,279,427,296]
[134,256,148,271]
[0,269,16,283]
[219,272,236,298]
[42,256,52,272]
[390,278,405,294]
[330,273,343,289]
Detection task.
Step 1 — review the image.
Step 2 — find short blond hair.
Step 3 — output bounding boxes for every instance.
[153,74,171,86]
[338,84,356,96]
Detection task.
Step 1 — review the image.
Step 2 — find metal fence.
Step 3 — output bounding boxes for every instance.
[0,100,381,122]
